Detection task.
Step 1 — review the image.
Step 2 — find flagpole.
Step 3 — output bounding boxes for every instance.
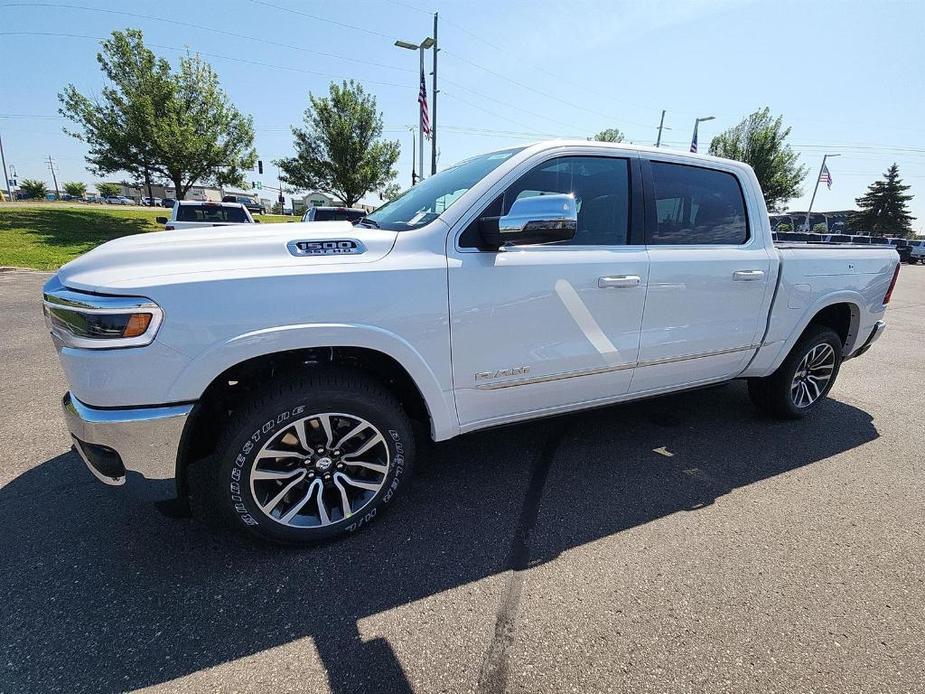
[804,153,839,232]
[418,46,425,183]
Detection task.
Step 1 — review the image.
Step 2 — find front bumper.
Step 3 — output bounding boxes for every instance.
[62,392,193,486]
[847,320,886,360]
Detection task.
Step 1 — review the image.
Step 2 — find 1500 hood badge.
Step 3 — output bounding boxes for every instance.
[287,239,366,256]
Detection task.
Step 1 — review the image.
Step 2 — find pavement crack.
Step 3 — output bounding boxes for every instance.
[477,423,567,694]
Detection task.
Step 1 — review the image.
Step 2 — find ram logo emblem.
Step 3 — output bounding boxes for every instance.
[287,239,366,257]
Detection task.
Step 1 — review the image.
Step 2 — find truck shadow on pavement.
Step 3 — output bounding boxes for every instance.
[0,382,879,693]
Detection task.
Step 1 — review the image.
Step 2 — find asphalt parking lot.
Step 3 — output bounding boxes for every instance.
[1,268,924,694]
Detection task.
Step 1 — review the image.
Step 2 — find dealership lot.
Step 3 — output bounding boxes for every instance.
[1,268,923,693]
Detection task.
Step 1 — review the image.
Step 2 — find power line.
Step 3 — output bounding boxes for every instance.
[0,32,416,90]
[0,3,414,74]
[247,0,395,39]
[439,49,652,129]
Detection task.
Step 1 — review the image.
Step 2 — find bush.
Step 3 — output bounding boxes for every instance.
[63,181,87,197]
[19,179,49,199]
[96,182,121,198]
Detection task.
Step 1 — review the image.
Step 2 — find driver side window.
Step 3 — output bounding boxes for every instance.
[460,156,630,248]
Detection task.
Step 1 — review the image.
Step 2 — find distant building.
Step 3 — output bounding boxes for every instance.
[302,190,342,208]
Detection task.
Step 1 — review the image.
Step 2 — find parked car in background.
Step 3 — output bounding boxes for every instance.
[142,197,162,207]
[105,195,134,205]
[44,140,900,545]
[908,239,925,264]
[155,200,255,230]
[888,238,912,263]
[161,198,176,208]
[222,195,265,215]
[302,206,367,223]
[776,231,812,242]
[84,194,103,204]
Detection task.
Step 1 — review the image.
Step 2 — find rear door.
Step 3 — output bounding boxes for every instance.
[631,159,774,394]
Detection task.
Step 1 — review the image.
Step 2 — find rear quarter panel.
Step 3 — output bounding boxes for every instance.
[742,246,898,377]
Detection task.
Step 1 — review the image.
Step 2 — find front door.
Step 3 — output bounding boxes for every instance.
[447,154,649,430]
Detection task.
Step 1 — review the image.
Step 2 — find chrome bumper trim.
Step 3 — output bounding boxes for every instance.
[62,393,194,483]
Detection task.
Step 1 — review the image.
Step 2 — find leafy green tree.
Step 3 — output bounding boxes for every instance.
[590,128,625,143]
[60,29,256,200]
[277,80,399,208]
[850,163,915,237]
[708,107,807,211]
[20,179,48,199]
[63,181,87,197]
[812,222,828,233]
[96,182,121,198]
[777,222,793,232]
[380,182,402,202]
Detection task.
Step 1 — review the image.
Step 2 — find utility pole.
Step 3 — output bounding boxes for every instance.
[655,110,666,147]
[0,130,11,202]
[804,153,840,232]
[46,155,60,200]
[409,126,417,185]
[431,11,438,176]
[418,45,425,183]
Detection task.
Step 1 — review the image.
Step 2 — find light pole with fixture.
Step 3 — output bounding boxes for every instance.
[395,36,434,184]
[690,115,715,153]
[804,153,840,232]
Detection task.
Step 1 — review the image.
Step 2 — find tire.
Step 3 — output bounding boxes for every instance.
[748,325,843,419]
[190,369,415,545]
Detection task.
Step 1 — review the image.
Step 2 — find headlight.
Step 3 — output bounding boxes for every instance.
[42,276,163,349]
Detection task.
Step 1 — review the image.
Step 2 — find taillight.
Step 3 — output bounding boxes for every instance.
[883,263,900,304]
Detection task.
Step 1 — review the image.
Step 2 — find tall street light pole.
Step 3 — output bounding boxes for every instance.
[395,36,434,184]
[804,153,840,232]
[431,12,439,176]
[690,115,715,153]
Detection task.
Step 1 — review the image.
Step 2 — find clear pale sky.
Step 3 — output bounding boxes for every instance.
[2,0,923,230]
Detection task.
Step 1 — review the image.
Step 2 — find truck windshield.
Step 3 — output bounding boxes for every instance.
[363,148,524,231]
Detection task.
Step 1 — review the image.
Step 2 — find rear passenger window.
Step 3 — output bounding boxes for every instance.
[649,162,748,245]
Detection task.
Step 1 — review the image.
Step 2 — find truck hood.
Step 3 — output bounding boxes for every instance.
[57,221,398,292]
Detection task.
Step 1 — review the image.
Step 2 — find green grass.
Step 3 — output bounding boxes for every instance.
[0,202,298,270]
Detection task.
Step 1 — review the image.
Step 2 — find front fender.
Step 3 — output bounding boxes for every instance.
[166,323,459,441]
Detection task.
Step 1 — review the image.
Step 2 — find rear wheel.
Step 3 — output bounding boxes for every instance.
[748,325,843,419]
[190,370,415,544]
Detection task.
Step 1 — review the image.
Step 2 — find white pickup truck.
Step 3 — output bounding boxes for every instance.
[43,141,899,545]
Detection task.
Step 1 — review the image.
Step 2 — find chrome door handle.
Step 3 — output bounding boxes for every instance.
[598,275,641,288]
[732,270,765,281]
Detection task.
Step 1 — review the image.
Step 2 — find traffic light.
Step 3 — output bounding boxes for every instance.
[258,160,264,175]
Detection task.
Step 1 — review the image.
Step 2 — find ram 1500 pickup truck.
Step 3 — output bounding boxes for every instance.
[43,141,900,544]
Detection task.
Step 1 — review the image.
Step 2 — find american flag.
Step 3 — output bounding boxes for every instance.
[690,127,698,153]
[418,71,430,140]
[819,162,832,190]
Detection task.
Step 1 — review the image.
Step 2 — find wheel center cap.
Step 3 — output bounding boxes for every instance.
[315,456,333,472]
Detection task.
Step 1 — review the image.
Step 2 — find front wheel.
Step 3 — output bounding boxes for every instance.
[191,370,415,545]
[748,325,843,419]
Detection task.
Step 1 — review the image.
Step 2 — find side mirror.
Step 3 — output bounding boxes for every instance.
[479,194,577,249]
[155,216,168,225]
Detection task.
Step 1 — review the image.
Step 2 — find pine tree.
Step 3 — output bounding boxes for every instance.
[850,164,915,237]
